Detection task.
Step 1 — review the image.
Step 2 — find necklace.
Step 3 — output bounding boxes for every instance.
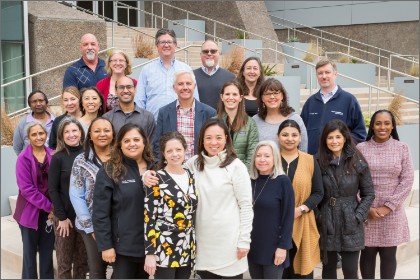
[253,175,271,205]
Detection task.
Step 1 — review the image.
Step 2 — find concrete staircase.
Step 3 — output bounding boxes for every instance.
[2,172,418,279]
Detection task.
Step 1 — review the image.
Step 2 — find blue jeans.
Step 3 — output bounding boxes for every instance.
[19,211,55,279]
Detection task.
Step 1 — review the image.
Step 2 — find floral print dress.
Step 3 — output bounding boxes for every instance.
[144,169,198,269]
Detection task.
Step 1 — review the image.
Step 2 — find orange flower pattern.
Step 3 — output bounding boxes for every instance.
[144,169,198,268]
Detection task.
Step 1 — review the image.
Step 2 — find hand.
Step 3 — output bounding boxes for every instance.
[144,255,157,276]
[91,233,96,241]
[102,248,116,263]
[274,248,287,266]
[143,170,158,188]
[376,205,391,217]
[294,207,301,219]
[48,211,54,221]
[237,247,249,260]
[57,218,73,237]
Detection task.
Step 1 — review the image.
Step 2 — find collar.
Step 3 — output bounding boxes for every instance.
[159,57,176,67]
[202,149,227,164]
[26,111,54,122]
[320,85,338,97]
[115,103,142,114]
[201,65,220,76]
[176,99,196,112]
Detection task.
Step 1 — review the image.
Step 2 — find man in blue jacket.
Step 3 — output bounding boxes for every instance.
[301,58,366,155]
[153,69,216,161]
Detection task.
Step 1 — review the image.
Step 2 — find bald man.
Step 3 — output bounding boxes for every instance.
[63,33,108,90]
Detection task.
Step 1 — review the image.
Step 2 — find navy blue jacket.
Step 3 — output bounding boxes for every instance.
[153,99,216,159]
[248,174,295,267]
[300,86,366,155]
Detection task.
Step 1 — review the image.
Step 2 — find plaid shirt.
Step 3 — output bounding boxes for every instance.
[176,100,195,160]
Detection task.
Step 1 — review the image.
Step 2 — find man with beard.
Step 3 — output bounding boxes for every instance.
[103,76,155,139]
[193,40,235,110]
[63,33,108,90]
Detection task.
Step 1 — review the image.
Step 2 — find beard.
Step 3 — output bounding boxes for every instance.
[86,50,96,61]
[204,59,215,68]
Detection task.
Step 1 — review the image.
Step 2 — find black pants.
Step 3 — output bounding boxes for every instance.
[282,241,314,279]
[322,250,360,279]
[114,254,148,279]
[248,260,284,279]
[78,229,108,279]
[155,266,192,279]
[196,270,243,279]
[19,211,55,279]
[360,246,397,279]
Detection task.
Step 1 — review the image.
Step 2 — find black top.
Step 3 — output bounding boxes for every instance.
[244,98,258,117]
[48,144,83,221]
[248,174,295,267]
[281,156,324,210]
[48,113,68,150]
[92,155,148,257]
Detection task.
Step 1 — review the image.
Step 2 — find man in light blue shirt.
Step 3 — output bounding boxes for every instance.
[134,28,199,121]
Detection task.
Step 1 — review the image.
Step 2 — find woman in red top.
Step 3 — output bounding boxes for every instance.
[96,49,137,112]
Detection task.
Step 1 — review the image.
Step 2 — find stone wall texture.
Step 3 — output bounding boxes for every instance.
[28,1,107,106]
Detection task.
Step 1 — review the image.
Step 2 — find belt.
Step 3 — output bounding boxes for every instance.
[327,196,355,207]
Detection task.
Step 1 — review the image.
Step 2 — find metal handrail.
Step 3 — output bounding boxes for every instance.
[269,15,402,57]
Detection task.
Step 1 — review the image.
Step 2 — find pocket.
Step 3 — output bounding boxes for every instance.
[342,203,358,235]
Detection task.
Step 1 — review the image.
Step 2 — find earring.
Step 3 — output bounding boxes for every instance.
[263,103,266,108]
[164,160,168,164]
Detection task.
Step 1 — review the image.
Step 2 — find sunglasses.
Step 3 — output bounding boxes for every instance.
[201,49,218,55]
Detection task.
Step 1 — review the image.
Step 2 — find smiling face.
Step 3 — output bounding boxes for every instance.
[90,119,113,149]
[262,89,283,110]
[317,63,337,92]
[156,33,176,59]
[173,73,196,103]
[372,112,394,143]
[203,125,227,157]
[243,59,261,84]
[82,89,102,114]
[164,139,186,168]
[278,126,301,152]
[109,53,127,75]
[120,128,145,160]
[63,123,82,147]
[254,145,274,175]
[28,124,47,148]
[62,91,80,115]
[29,92,48,114]
[326,129,346,157]
[80,34,99,62]
[116,77,135,104]
[200,41,219,69]
[221,84,242,111]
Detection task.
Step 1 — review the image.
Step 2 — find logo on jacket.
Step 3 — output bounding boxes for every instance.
[122,179,136,184]
[331,111,344,116]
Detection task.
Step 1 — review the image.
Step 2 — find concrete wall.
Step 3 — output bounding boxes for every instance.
[1,147,18,216]
[144,1,279,63]
[27,1,107,106]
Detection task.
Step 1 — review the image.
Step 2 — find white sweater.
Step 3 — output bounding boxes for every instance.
[185,151,253,276]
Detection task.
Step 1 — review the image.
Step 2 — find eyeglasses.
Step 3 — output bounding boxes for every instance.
[262,91,282,97]
[116,85,134,91]
[30,99,46,105]
[157,41,175,46]
[110,59,126,64]
[201,49,218,55]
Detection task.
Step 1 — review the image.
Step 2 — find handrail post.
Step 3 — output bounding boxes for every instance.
[388,55,392,91]
[213,22,216,40]
[368,86,372,117]
[161,3,163,28]
[127,6,130,27]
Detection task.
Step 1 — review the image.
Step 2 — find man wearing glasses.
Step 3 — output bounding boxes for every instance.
[193,40,235,110]
[63,33,108,90]
[134,28,199,121]
[103,76,155,139]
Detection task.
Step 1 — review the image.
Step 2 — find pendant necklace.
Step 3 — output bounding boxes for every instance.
[253,174,271,205]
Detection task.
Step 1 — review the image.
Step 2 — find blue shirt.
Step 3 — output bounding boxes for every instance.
[320,85,338,104]
[134,58,200,121]
[63,57,108,90]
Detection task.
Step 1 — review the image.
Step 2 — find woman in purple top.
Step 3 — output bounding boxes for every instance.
[14,121,55,279]
[357,110,414,279]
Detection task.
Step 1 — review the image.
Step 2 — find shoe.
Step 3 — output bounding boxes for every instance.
[336,258,342,269]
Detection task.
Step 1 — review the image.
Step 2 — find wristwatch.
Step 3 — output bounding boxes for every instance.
[300,206,307,214]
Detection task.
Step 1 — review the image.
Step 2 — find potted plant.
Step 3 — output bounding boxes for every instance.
[335,54,376,88]
[1,110,19,216]
[129,33,156,79]
[394,63,419,101]
[221,30,263,59]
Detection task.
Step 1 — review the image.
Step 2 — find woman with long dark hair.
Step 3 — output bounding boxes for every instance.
[216,79,259,168]
[78,87,105,134]
[317,119,374,279]
[69,117,115,278]
[357,110,414,279]
[92,123,155,279]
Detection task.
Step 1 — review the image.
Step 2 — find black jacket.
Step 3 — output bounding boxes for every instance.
[316,148,374,260]
[92,155,146,258]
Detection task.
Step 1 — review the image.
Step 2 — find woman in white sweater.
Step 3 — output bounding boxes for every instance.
[144,119,253,279]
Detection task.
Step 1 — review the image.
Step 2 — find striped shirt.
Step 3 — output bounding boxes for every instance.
[176,100,195,160]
